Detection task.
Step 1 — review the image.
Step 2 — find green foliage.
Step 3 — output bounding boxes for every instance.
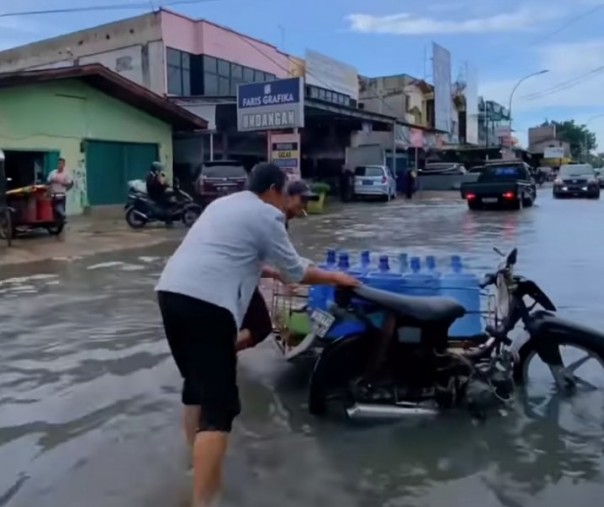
[540,119,597,159]
[311,181,331,194]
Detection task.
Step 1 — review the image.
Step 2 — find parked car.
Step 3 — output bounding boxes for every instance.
[460,161,536,210]
[594,167,604,188]
[353,165,397,202]
[195,160,248,205]
[553,164,600,199]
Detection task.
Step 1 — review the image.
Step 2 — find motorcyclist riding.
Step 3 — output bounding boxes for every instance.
[145,161,176,222]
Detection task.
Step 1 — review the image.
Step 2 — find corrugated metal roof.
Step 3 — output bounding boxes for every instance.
[0,64,207,131]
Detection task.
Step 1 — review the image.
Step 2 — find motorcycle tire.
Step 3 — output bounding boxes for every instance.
[46,221,65,236]
[513,333,604,385]
[125,207,147,229]
[308,334,370,417]
[181,205,201,228]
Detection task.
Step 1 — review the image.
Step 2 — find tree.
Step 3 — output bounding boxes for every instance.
[540,120,597,160]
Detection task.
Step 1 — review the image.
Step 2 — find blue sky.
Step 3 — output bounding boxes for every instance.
[2,0,604,148]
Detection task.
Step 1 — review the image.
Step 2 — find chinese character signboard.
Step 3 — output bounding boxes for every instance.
[237,77,305,132]
[269,132,301,180]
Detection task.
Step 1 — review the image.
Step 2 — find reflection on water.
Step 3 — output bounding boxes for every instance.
[1,190,604,507]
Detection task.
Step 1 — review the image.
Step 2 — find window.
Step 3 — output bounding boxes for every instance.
[204,73,218,95]
[231,63,243,80]
[203,55,217,74]
[355,166,385,177]
[243,67,254,82]
[218,76,230,95]
[166,47,192,95]
[218,59,230,77]
[254,70,265,82]
[201,162,247,178]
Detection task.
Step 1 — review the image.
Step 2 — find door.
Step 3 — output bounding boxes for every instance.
[86,141,159,206]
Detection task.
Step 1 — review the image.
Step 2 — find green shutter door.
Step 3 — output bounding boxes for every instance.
[86,141,159,206]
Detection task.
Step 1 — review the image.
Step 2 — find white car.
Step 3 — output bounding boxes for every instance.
[353,165,397,202]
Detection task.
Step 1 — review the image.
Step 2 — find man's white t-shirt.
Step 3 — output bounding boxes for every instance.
[47,170,72,194]
[155,191,308,328]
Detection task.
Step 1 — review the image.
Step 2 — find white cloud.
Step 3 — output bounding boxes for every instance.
[345,7,561,35]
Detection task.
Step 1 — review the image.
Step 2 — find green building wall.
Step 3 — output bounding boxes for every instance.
[0,79,173,214]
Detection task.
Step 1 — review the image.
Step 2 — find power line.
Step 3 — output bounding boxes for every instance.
[0,0,216,18]
[521,66,604,102]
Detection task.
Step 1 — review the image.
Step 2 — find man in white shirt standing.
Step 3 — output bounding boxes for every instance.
[46,157,73,219]
[156,163,359,506]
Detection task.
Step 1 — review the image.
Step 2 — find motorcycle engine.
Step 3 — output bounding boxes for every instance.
[464,352,515,419]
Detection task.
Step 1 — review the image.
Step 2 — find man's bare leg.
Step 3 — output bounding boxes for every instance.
[192,431,229,507]
[183,405,201,447]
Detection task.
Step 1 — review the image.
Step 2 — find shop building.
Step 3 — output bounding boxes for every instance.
[0,64,206,214]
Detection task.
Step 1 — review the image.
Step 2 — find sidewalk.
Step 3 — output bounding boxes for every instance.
[0,215,183,267]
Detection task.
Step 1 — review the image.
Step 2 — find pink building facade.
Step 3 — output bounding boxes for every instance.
[160,10,290,79]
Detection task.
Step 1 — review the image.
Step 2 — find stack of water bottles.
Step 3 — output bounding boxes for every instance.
[307,249,484,340]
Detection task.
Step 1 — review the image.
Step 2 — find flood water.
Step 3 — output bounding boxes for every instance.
[2,189,604,507]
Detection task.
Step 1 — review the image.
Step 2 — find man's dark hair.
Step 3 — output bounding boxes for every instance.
[247,162,287,195]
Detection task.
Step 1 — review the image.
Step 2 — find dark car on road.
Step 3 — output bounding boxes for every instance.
[553,164,600,199]
[460,161,536,210]
[195,160,248,205]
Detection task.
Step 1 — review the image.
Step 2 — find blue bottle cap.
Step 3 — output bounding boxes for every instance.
[326,249,336,264]
[451,255,462,271]
[426,255,436,270]
[378,255,390,271]
[410,256,421,272]
[361,250,371,265]
[338,252,350,269]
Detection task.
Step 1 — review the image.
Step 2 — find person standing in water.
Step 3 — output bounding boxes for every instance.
[155,163,358,506]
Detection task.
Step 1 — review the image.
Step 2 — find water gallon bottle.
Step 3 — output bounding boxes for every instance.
[402,257,439,296]
[366,255,403,293]
[398,253,409,274]
[440,255,483,339]
[350,250,372,281]
[308,249,337,311]
[337,252,350,271]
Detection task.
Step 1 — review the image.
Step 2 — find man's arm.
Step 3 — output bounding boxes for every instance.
[263,214,358,287]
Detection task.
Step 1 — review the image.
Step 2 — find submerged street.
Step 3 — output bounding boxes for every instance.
[2,189,604,507]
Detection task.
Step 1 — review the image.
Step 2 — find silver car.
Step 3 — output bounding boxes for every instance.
[353,165,397,202]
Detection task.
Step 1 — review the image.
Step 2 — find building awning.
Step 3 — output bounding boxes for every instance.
[0,64,208,131]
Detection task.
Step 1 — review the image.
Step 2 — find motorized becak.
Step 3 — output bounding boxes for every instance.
[460,161,536,210]
[553,164,600,199]
[124,179,201,229]
[303,248,604,420]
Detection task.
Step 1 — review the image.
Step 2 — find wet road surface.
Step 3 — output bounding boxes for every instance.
[2,189,604,507]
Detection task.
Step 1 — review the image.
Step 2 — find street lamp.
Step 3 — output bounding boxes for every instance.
[508,69,549,129]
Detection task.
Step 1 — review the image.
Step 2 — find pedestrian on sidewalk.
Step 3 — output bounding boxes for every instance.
[155,162,358,507]
[405,168,417,199]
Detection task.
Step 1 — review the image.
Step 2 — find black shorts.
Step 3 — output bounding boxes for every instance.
[157,291,240,433]
[240,287,272,345]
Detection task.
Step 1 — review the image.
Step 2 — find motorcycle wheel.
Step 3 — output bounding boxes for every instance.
[125,207,147,229]
[308,334,369,417]
[181,206,201,228]
[46,221,65,236]
[514,334,604,390]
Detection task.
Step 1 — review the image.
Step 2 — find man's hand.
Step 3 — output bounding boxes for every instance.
[330,272,361,288]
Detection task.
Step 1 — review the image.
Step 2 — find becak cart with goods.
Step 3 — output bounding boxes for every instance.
[0,184,66,239]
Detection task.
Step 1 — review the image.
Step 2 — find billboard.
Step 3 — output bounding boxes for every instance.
[237,77,305,132]
[305,49,359,100]
[495,126,512,147]
[465,63,479,145]
[544,146,565,159]
[432,42,452,134]
[269,132,301,180]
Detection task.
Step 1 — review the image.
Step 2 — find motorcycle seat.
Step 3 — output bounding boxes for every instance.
[353,286,465,323]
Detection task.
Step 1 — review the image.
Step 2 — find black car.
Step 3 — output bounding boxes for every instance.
[553,164,600,199]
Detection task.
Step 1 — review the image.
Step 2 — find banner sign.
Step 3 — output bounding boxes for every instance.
[237,77,305,132]
[269,132,301,180]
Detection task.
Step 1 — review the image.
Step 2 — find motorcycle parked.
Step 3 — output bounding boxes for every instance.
[124,179,201,229]
[306,248,604,420]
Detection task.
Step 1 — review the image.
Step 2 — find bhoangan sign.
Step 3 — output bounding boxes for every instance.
[237,77,305,132]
